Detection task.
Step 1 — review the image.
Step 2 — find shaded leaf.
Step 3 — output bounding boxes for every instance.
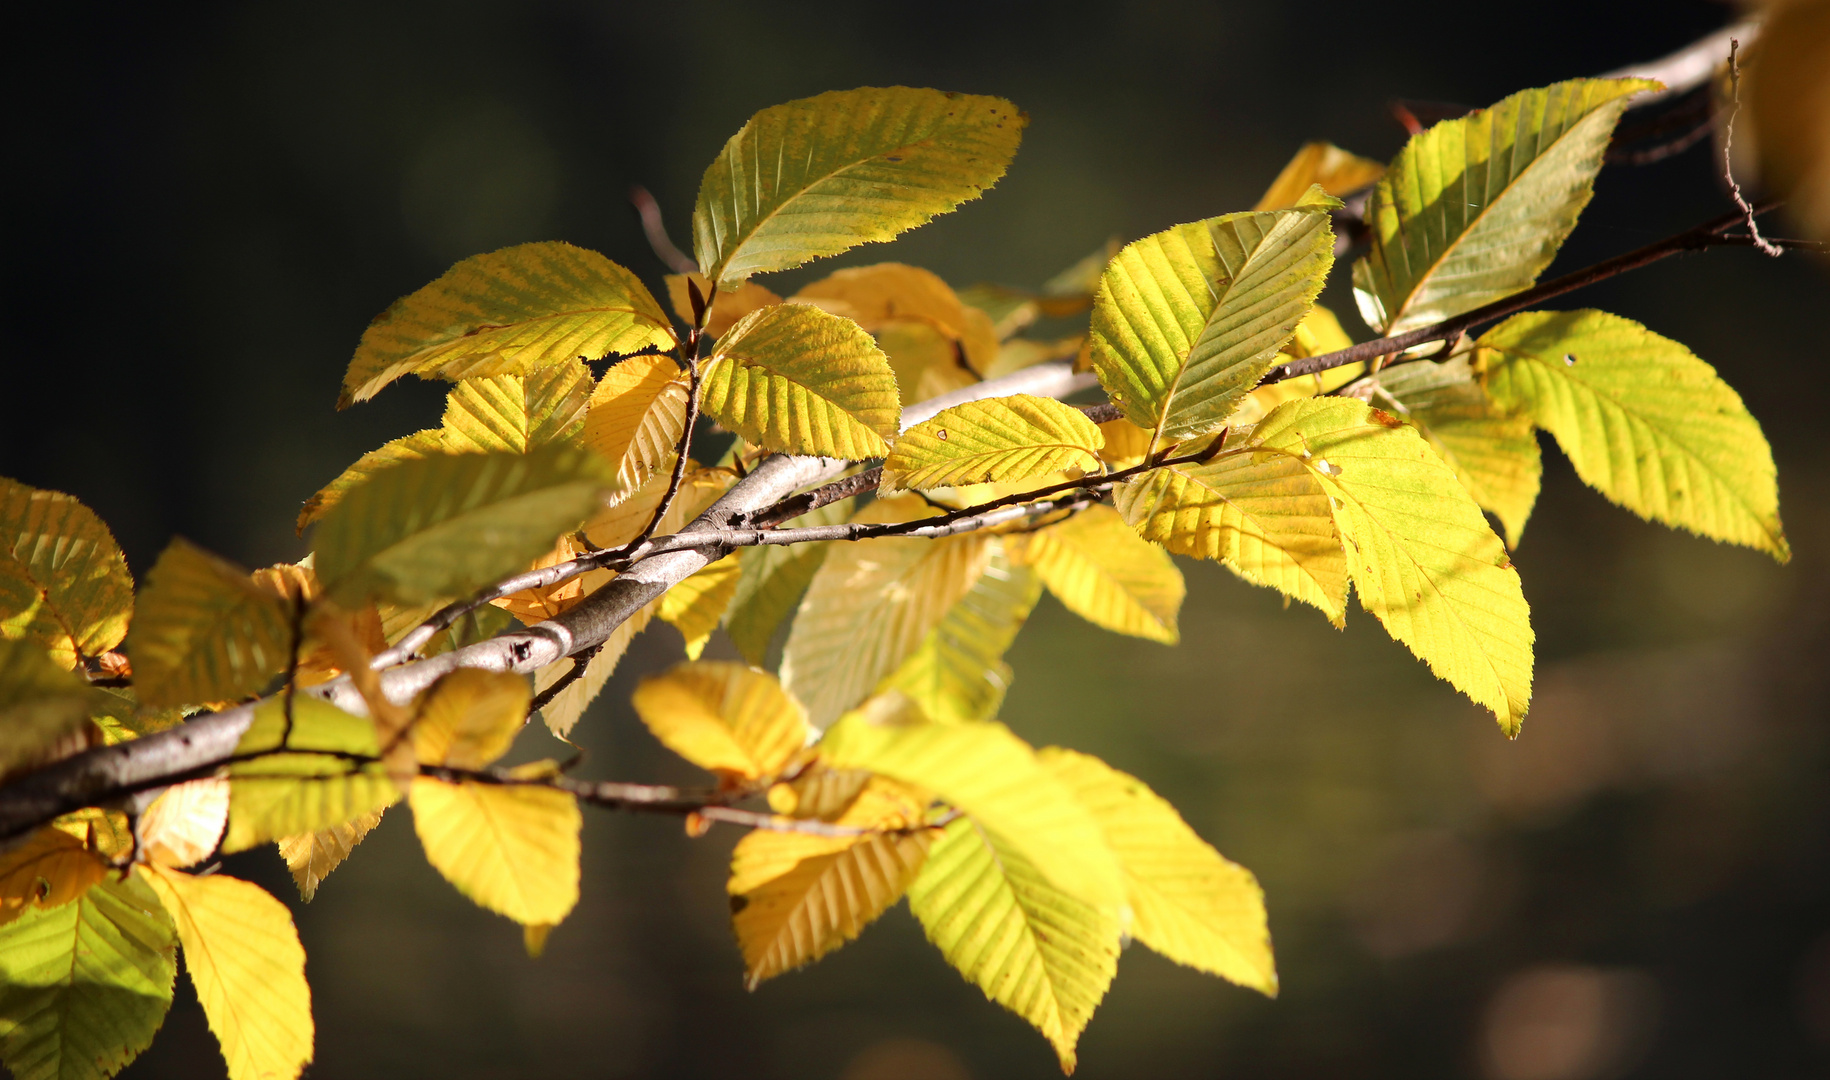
[409,773,581,926]
[797,263,999,374]
[700,303,901,460]
[693,87,1024,284]
[532,598,658,737]
[1011,505,1182,643]
[1480,310,1786,559]
[1353,78,1657,335]
[0,874,177,1080]
[908,816,1120,1072]
[633,661,809,780]
[0,478,134,670]
[141,866,312,1080]
[0,640,104,776]
[340,241,676,405]
[882,395,1102,494]
[663,272,782,338]
[725,498,854,666]
[223,696,398,854]
[1254,141,1385,210]
[880,541,1040,723]
[1747,1,1830,241]
[0,828,108,928]
[127,539,291,709]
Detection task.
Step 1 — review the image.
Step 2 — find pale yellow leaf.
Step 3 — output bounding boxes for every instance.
[409,775,581,926]
[410,668,531,770]
[797,263,1000,375]
[139,777,230,870]
[1012,505,1182,643]
[277,808,385,903]
[0,477,133,670]
[879,540,1040,724]
[656,553,741,660]
[631,661,809,780]
[581,354,690,498]
[882,395,1102,494]
[127,539,292,709]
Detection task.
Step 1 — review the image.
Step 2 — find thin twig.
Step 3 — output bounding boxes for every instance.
[629,185,698,274]
[527,643,601,717]
[1723,39,1784,257]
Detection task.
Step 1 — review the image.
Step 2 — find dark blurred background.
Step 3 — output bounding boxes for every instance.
[7,1,1830,1077]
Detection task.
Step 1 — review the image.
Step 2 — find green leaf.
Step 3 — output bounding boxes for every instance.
[882,395,1102,494]
[1014,505,1183,643]
[692,87,1024,285]
[724,499,854,666]
[0,640,106,775]
[312,443,617,605]
[819,709,1123,908]
[782,529,993,728]
[0,478,133,671]
[296,431,448,534]
[126,539,292,709]
[1041,748,1275,995]
[879,541,1041,724]
[339,241,677,406]
[699,303,901,460]
[1114,433,1348,624]
[223,697,398,854]
[1259,398,1534,732]
[1480,310,1787,559]
[1350,355,1542,547]
[1089,199,1337,442]
[1352,78,1658,335]
[0,874,178,1080]
[907,817,1120,1073]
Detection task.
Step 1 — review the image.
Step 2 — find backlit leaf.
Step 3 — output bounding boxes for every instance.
[1480,310,1786,559]
[908,816,1120,1072]
[410,668,531,770]
[296,430,447,533]
[882,395,1102,494]
[632,661,809,780]
[223,696,398,854]
[138,778,229,870]
[127,539,291,709]
[797,263,1000,375]
[277,809,385,903]
[1352,78,1658,335]
[313,443,617,605]
[1090,199,1337,441]
[819,709,1123,907]
[699,303,901,460]
[1011,505,1182,644]
[728,778,931,987]
[724,499,854,666]
[782,517,993,728]
[0,640,103,776]
[0,828,108,928]
[339,241,676,406]
[0,478,133,670]
[1228,304,1366,428]
[1266,398,1534,732]
[1042,748,1275,994]
[1114,431,1348,624]
[1254,141,1385,210]
[581,354,690,498]
[0,874,177,1080]
[409,773,581,926]
[440,360,594,454]
[531,597,658,737]
[692,87,1024,284]
[878,321,979,406]
[141,865,312,1080]
[656,553,742,660]
[880,541,1040,724]
[488,533,610,623]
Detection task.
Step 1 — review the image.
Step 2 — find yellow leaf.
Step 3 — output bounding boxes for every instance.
[1114,431,1348,624]
[532,596,659,738]
[0,873,177,1080]
[1228,304,1366,428]
[523,922,553,958]
[1096,417,1153,469]
[879,540,1040,724]
[908,816,1120,1072]
[277,808,385,903]
[819,708,1123,908]
[877,320,980,407]
[139,777,230,870]
[409,775,581,926]
[1090,200,1337,442]
[631,661,809,780]
[725,498,855,666]
[410,668,531,770]
[782,528,993,728]
[582,462,735,552]
[127,539,292,709]
[656,553,741,659]
[1267,398,1534,732]
[141,865,313,1080]
[0,640,103,776]
[882,395,1102,494]
[223,696,399,854]
[692,87,1024,284]
[339,241,676,406]
[489,533,610,623]
[767,765,876,821]
[1353,78,1658,335]
[581,354,690,497]
[663,272,782,338]
[1254,141,1385,210]
[700,303,901,460]
[727,778,932,987]
[0,827,108,927]
[1012,505,1182,643]
[796,263,1000,375]
[52,807,134,862]
[1480,310,1787,559]
[1042,748,1276,994]
[312,443,617,606]
[0,477,133,670]
[1748,0,1830,241]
